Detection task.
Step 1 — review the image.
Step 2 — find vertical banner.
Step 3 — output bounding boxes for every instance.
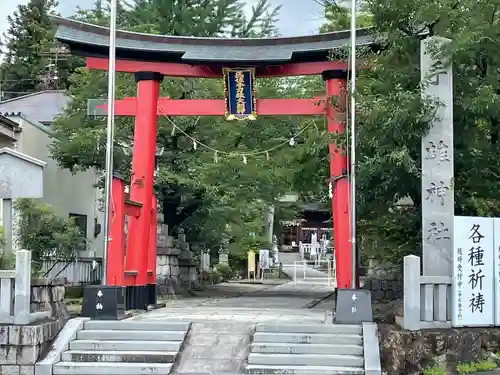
[259,249,270,270]
[223,68,257,121]
[494,218,500,325]
[248,250,256,275]
[453,216,494,327]
[421,37,454,277]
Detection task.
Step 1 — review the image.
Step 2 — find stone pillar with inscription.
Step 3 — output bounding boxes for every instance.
[421,37,454,276]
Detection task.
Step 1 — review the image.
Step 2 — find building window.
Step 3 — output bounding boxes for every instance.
[69,213,88,238]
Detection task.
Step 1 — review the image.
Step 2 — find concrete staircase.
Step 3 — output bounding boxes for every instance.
[53,320,190,375]
[245,323,365,375]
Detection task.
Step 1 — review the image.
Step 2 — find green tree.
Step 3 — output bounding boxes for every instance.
[280,2,375,207]
[319,2,373,32]
[51,0,308,252]
[0,225,14,269]
[14,199,86,274]
[315,0,500,263]
[0,0,73,99]
[314,0,434,263]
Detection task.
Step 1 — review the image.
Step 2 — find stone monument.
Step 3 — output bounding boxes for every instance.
[218,230,230,265]
[200,248,210,272]
[420,37,454,277]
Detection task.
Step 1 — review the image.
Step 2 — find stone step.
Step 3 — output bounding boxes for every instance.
[69,340,182,352]
[245,365,365,375]
[61,350,178,363]
[83,320,190,332]
[251,342,364,356]
[247,353,364,367]
[76,330,186,341]
[53,362,173,375]
[253,332,363,345]
[255,324,362,335]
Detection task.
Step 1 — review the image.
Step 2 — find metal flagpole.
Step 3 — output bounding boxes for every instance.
[101,0,118,286]
[350,0,357,289]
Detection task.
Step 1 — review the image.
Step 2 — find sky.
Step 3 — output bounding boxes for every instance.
[0,0,325,42]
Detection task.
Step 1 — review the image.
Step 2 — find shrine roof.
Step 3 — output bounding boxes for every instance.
[52,16,375,65]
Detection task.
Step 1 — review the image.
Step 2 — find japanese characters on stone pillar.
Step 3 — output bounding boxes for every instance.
[453,216,494,327]
[218,225,230,265]
[421,37,454,277]
[218,238,229,265]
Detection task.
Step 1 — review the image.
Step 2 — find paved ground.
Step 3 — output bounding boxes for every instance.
[129,281,334,323]
[279,251,335,285]
[126,280,335,375]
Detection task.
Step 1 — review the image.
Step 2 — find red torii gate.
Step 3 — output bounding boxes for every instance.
[53,17,372,312]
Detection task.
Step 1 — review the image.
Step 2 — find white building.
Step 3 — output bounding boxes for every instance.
[0,91,104,258]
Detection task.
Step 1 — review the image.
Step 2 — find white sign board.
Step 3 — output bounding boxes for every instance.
[259,249,270,270]
[453,216,494,327]
[218,253,228,265]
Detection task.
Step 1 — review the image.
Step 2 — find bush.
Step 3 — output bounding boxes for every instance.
[14,199,86,273]
[209,269,222,284]
[213,263,232,281]
[0,226,14,269]
[0,226,4,250]
[229,252,247,276]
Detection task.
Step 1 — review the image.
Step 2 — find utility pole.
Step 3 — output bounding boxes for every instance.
[101,0,118,285]
[349,0,357,289]
[40,46,70,90]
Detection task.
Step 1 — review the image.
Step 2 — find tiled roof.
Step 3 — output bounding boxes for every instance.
[51,16,375,65]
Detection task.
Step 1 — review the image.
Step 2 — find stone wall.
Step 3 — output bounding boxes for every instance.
[379,324,500,375]
[30,277,69,320]
[155,215,198,297]
[362,260,403,301]
[0,278,68,375]
[362,278,402,301]
[0,320,65,375]
[156,224,181,296]
[0,277,69,374]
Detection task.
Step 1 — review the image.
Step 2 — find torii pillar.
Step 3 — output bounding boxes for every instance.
[323,69,352,289]
[124,72,163,307]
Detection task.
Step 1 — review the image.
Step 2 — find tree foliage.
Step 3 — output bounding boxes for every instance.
[319,2,373,32]
[317,0,500,263]
[0,225,14,269]
[0,0,74,99]
[14,199,86,273]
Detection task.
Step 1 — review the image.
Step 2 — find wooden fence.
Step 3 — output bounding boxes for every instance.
[0,250,51,325]
[397,255,452,330]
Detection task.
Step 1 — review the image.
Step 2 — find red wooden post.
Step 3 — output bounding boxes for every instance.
[322,70,351,289]
[106,175,125,286]
[124,71,163,307]
[147,195,158,304]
